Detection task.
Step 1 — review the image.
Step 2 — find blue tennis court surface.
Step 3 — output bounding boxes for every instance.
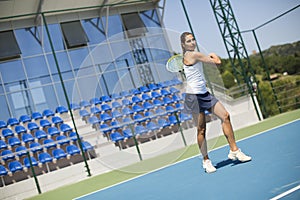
[76,120,300,200]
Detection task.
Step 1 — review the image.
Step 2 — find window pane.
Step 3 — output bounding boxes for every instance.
[69,47,92,71]
[24,56,49,79]
[107,15,123,39]
[0,60,25,84]
[0,30,21,60]
[82,18,106,45]
[140,10,162,28]
[61,21,89,49]
[0,95,10,120]
[46,24,65,52]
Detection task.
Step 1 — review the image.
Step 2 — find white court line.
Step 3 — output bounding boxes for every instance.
[270,185,300,200]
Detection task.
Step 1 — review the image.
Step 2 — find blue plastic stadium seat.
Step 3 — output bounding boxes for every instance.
[111,93,122,100]
[160,89,171,96]
[172,94,183,102]
[133,114,147,123]
[110,121,121,131]
[111,110,123,119]
[31,112,43,121]
[143,102,154,110]
[56,135,70,146]
[0,165,8,176]
[89,97,101,106]
[141,93,152,102]
[0,140,7,150]
[79,110,90,118]
[88,116,100,125]
[52,148,67,160]
[132,96,142,104]
[19,115,32,124]
[40,119,51,128]
[100,95,112,103]
[101,104,112,112]
[15,125,27,135]
[158,118,171,128]
[42,109,55,118]
[110,132,124,142]
[70,103,80,110]
[29,142,43,153]
[180,113,192,122]
[99,124,112,134]
[48,127,60,137]
[0,120,7,129]
[90,107,101,115]
[121,98,131,107]
[22,133,35,144]
[1,149,15,161]
[144,111,156,120]
[23,156,38,168]
[99,113,112,123]
[153,99,163,107]
[8,137,21,147]
[2,128,14,138]
[155,107,166,116]
[129,88,141,96]
[134,125,148,135]
[81,141,93,151]
[169,87,180,94]
[27,122,39,132]
[35,130,48,140]
[66,145,80,156]
[38,152,53,164]
[166,105,175,114]
[122,117,134,125]
[120,91,131,98]
[7,118,19,127]
[148,83,159,91]
[60,124,72,133]
[163,97,173,105]
[146,121,160,131]
[55,105,68,114]
[151,91,162,99]
[175,103,184,111]
[111,101,122,110]
[80,100,91,108]
[122,129,133,138]
[69,132,82,141]
[8,161,23,173]
[52,116,64,125]
[132,105,144,114]
[15,146,27,157]
[43,139,56,149]
[169,115,178,125]
[122,107,134,116]
[139,86,150,93]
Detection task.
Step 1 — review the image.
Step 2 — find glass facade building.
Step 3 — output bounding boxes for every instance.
[0,5,175,121]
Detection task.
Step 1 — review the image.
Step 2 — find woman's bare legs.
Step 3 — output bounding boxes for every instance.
[194,112,209,160]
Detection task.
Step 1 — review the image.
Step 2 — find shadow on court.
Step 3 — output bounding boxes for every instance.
[215,159,250,169]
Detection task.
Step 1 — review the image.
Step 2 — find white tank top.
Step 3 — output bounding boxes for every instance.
[183,62,207,94]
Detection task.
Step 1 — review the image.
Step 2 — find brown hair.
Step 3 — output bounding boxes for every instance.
[180,32,193,54]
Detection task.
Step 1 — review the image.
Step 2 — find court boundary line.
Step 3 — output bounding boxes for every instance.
[270,184,300,200]
[74,119,300,200]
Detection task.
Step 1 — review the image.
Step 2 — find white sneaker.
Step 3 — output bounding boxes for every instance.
[228,149,252,162]
[202,159,216,173]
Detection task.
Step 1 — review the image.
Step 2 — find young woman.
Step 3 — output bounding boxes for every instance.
[180,32,251,173]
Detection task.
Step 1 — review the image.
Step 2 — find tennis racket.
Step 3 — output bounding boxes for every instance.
[166,54,184,73]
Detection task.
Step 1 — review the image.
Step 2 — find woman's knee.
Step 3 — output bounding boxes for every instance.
[197,126,206,136]
[222,111,231,123]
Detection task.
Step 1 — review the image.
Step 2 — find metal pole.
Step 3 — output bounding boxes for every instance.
[27,152,41,194]
[42,13,91,177]
[174,112,187,147]
[129,124,143,161]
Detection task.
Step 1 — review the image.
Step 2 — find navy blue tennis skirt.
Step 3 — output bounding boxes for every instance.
[183,92,219,114]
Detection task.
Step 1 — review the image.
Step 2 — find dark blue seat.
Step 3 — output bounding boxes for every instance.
[90,97,101,106]
[122,117,134,125]
[29,142,43,153]
[112,101,122,109]
[52,148,67,160]
[90,107,101,115]
[52,116,64,125]
[56,135,70,145]
[1,149,15,161]
[148,83,159,91]
[0,165,8,176]
[121,98,132,107]
[69,132,81,141]
[111,110,123,119]
[100,95,112,103]
[15,125,27,135]
[151,91,162,99]
[133,114,147,123]
[31,112,43,120]
[132,96,142,104]
[169,87,180,94]
[144,111,156,120]
[135,125,148,135]
[88,116,100,125]
[180,113,192,122]
[15,146,27,157]
[160,89,171,96]
[48,127,60,137]
[141,93,152,101]
[38,152,53,164]
[111,121,121,130]
[19,115,31,124]
[143,102,154,110]
[80,100,91,108]
[0,120,7,129]
[66,145,80,156]
[0,140,7,150]
[2,128,14,138]
[122,107,134,115]
[8,137,21,147]
[8,161,23,173]
[81,141,93,151]
[163,97,173,105]
[111,93,122,100]
[132,105,144,114]
[120,91,131,98]
[23,156,38,168]
[22,133,35,144]
[35,130,48,140]
[99,124,112,134]
[146,121,160,131]
[7,118,19,126]
[101,104,112,112]
[40,119,51,128]
[129,88,141,95]
[169,115,178,125]
[27,122,39,132]
[79,110,90,118]
[175,103,184,111]
[122,129,133,138]
[60,124,72,133]
[70,103,80,110]
[43,109,55,118]
[166,105,175,114]
[43,139,56,149]
[99,113,112,123]
[158,118,171,128]
[55,106,68,114]
[110,132,124,142]
[172,94,183,102]
[153,99,163,107]
[139,86,150,93]
[155,107,166,116]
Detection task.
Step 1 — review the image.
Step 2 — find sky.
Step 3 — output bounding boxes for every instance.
[160,0,300,58]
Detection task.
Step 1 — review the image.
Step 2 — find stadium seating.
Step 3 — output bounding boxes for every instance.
[19,115,31,124]
[31,112,43,121]
[56,106,68,114]
[7,118,19,127]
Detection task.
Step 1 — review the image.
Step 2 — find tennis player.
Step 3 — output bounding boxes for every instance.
[180,32,251,173]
